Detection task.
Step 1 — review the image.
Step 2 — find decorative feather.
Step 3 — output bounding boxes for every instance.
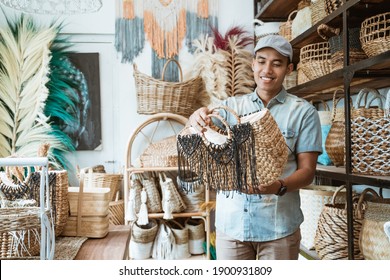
[0,16,66,167]
[222,36,256,97]
[211,25,253,51]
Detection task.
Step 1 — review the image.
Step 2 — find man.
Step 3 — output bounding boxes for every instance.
[188,35,322,260]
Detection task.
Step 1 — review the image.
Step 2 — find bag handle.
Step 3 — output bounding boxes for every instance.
[161,58,183,82]
[210,105,241,124]
[330,185,346,205]
[287,10,298,22]
[355,187,381,220]
[200,113,232,147]
[310,99,331,112]
[354,88,384,109]
[331,89,345,122]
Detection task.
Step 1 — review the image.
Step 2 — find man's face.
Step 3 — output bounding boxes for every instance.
[252,47,293,95]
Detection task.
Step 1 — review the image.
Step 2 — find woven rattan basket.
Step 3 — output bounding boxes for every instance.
[300,42,331,80]
[279,10,297,41]
[351,88,389,175]
[314,185,363,260]
[300,185,346,249]
[325,0,344,15]
[360,12,390,57]
[0,207,47,259]
[130,219,158,260]
[133,59,203,117]
[325,90,346,167]
[139,136,178,168]
[108,199,124,225]
[82,171,123,202]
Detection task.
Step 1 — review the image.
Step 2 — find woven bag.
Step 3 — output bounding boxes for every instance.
[325,89,346,167]
[159,172,186,218]
[27,170,69,237]
[314,185,364,260]
[185,218,205,255]
[141,174,162,213]
[357,188,390,260]
[279,10,297,41]
[351,88,389,175]
[129,219,158,260]
[167,220,191,259]
[177,174,205,213]
[300,185,346,249]
[360,12,390,57]
[139,136,178,168]
[133,59,203,117]
[291,1,312,40]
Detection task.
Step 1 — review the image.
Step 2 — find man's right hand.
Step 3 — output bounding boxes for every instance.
[188,107,213,134]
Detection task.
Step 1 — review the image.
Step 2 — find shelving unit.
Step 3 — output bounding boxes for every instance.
[123,113,211,260]
[254,0,390,260]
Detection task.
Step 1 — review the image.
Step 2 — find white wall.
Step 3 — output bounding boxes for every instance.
[0,0,254,184]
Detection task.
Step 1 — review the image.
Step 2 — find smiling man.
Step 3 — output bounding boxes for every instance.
[188,34,322,260]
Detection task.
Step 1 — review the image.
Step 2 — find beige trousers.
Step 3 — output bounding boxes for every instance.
[216,229,301,260]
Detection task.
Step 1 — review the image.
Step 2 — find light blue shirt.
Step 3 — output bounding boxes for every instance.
[214,88,322,241]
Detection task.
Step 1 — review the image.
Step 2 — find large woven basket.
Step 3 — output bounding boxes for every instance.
[311,0,327,25]
[133,59,203,117]
[351,88,389,175]
[360,12,390,57]
[300,42,331,80]
[300,185,346,250]
[27,170,69,237]
[82,171,123,202]
[314,185,363,260]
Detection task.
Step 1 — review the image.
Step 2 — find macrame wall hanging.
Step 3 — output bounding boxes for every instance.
[115,0,218,81]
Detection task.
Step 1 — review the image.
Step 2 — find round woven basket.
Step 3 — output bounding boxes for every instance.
[360,12,390,57]
[130,219,158,260]
[185,218,205,255]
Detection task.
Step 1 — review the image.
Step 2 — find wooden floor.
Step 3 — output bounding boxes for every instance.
[74,225,131,260]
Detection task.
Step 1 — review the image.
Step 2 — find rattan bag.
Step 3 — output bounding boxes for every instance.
[351,88,389,175]
[314,185,364,260]
[357,188,390,260]
[160,172,186,219]
[133,59,203,117]
[279,10,297,42]
[300,185,346,249]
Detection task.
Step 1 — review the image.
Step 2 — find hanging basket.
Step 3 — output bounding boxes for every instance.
[360,12,390,57]
[133,59,203,117]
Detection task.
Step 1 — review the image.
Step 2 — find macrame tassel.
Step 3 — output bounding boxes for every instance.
[137,188,149,225]
[197,0,209,18]
[123,0,135,19]
[152,223,175,260]
[163,188,173,220]
[126,188,137,222]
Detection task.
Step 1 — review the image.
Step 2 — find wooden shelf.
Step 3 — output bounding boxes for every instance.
[254,0,301,21]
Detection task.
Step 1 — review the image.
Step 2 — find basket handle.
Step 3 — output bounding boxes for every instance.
[331,89,344,122]
[310,99,331,112]
[355,187,381,220]
[330,185,346,205]
[354,88,384,109]
[287,10,298,22]
[161,58,183,82]
[210,105,241,124]
[200,113,232,147]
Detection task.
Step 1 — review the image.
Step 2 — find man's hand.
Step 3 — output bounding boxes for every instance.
[188,107,213,134]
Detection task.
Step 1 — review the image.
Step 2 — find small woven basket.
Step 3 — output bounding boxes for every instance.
[133,59,203,117]
[360,12,390,57]
[130,219,158,260]
[325,89,346,167]
[351,88,389,175]
[283,70,297,89]
[300,42,331,80]
[185,218,205,255]
[279,10,297,41]
[314,185,364,260]
[139,136,178,168]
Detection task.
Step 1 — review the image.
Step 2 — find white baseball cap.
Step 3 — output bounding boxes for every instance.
[254,35,293,61]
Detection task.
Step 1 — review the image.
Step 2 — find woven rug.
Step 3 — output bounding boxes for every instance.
[54,236,88,260]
